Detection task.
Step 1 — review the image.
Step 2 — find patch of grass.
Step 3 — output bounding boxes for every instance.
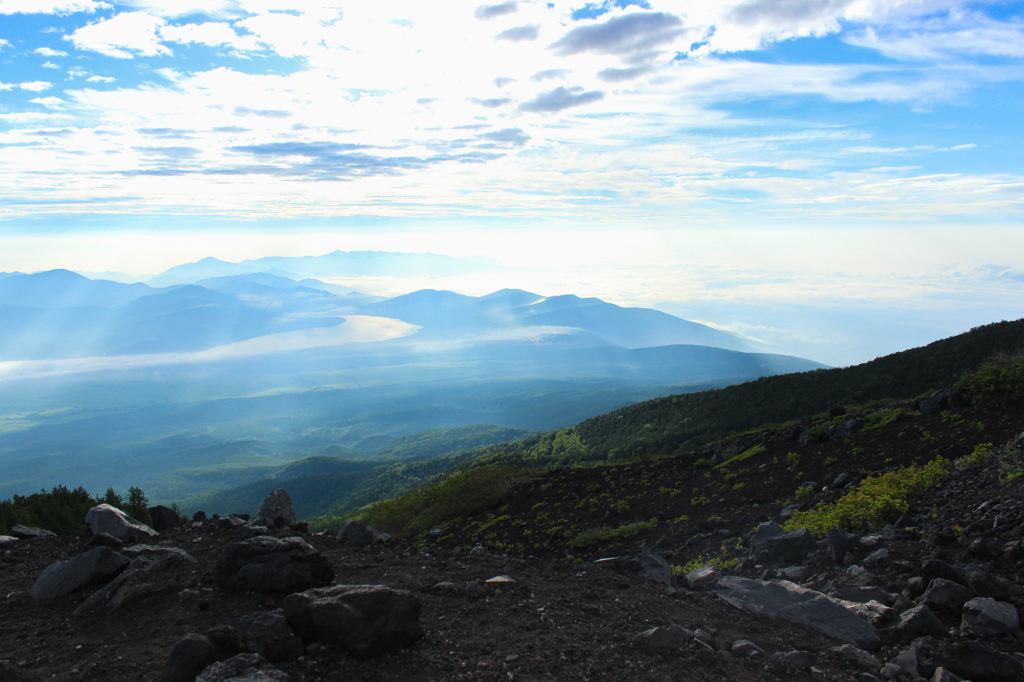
[692,458,713,469]
[785,452,800,468]
[958,443,994,469]
[863,408,912,431]
[359,465,531,539]
[794,486,814,499]
[568,520,658,549]
[783,457,949,537]
[714,444,765,469]
[690,495,710,506]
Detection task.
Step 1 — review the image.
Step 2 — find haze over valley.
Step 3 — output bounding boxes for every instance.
[0,252,830,502]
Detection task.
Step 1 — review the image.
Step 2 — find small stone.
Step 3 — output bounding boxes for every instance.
[484,575,515,584]
[930,667,963,682]
[833,644,881,673]
[730,639,763,657]
[864,549,889,567]
[775,650,814,670]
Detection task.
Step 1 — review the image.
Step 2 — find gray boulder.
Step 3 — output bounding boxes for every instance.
[715,576,879,649]
[75,547,197,613]
[0,535,16,546]
[85,503,157,541]
[87,532,123,548]
[239,610,303,663]
[890,603,946,640]
[749,521,785,554]
[29,547,129,600]
[684,565,721,591]
[759,527,818,565]
[149,506,181,532]
[195,654,290,682]
[336,521,390,548]
[160,633,220,682]
[920,577,971,614]
[10,524,57,539]
[961,597,1020,636]
[215,536,334,594]
[963,563,1024,606]
[252,489,296,529]
[282,584,423,658]
[832,472,853,488]
[916,637,1024,682]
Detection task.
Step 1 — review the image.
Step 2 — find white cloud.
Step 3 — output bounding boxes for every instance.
[42,61,61,69]
[86,75,115,82]
[0,0,109,14]
[120,0,244,19]
[29,96,65,106]
[159,22,262,51]
[0,38,11,50]
[66,11,171,58]
[19,81,53,91]
[33,47,68,56]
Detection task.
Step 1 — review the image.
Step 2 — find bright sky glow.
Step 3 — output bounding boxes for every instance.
[1,0,1022,364]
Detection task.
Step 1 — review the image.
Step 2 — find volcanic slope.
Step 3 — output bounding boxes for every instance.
[3,358,1024,681]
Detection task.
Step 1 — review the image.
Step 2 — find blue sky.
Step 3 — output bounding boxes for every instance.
[1,0,1023,365]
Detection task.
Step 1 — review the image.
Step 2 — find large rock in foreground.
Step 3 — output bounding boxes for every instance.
[716,576,880,649]
[85,503,157,541]
[75,547,198,613]
[282,584,423,658]
[29,547,129,600]
[215,536,334,594]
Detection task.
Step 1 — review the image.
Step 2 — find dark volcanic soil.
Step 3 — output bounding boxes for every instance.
[2,394,1024,681]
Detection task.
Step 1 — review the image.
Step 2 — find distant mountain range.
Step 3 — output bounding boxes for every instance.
[0,259,828,501]
[0,269,756,359]
[146,250,501,287]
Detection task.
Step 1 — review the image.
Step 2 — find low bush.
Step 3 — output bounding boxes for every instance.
[784,457,949,537]
[568,520,657,549]
[359,465,532,539]
[863,408,913,431]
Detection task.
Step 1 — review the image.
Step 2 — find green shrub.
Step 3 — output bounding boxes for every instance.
[863,408,912,431]
[568,520,657,549]
[785,452,800,468]
[784,458,948,537]
[957,356,1024,396]
[359,465,531,539]
[692,458,713,469]
[794,486,814,499]
[958,443,994,469]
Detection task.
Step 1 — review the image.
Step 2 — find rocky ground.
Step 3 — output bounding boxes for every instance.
[1,391,1023,682]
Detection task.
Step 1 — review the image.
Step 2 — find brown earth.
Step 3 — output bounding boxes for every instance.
[2,395,1023,682]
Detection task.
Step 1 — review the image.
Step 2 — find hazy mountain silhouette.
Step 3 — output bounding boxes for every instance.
[0,270,157,308]
[358,288,750,350]
[147,251,500,286]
